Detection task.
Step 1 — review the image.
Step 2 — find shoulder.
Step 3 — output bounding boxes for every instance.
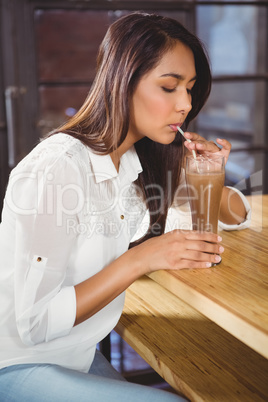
[6,134,90,208]
[32,133,88,163]
[13,133,90,173]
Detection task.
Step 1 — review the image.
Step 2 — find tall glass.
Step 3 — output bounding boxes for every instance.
[185,154,225,235]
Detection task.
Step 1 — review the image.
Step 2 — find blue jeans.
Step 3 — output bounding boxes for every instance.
[0,350,187,401]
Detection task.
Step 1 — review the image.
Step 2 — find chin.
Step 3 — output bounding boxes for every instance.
[158,133,176,145]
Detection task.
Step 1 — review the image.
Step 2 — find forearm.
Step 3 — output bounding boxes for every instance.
[74,247,144,326]
[74,227,225,326]
[219,186,247,225]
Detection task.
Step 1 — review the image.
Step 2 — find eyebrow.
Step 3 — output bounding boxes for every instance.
[160,73,197,82]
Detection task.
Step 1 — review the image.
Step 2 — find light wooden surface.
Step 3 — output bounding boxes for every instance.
[116,275,268,401]
[148,194,268,359]
[115,194,268,401]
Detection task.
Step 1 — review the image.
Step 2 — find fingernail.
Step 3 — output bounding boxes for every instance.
[219,246,224,253]
[215,255,221,263]
[206,262,212,267]
[217,236,222,241]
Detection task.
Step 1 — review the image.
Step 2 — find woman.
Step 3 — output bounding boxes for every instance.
[0,12,250,401]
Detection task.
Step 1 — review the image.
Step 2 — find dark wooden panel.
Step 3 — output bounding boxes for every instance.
[34,9,110,83]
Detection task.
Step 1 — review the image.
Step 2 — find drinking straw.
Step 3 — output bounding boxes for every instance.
[176,126,200,172]
[176,126,197,160]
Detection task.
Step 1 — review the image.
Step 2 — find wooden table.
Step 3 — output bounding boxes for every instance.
[148,194,268,360]
[115,195,268,401]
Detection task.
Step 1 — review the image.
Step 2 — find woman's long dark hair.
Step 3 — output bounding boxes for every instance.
[51,12,211,244]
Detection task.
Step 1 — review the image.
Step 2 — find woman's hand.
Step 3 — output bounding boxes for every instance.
[74,229,223,325]
[183,131,231,165]
[131,229,224,273]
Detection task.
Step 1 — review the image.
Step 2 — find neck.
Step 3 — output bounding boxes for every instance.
[110,150,120,173]
[109,132,141,172]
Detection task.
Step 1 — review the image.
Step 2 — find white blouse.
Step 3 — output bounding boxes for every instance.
[0,133,251,373]
[0,133,145,373]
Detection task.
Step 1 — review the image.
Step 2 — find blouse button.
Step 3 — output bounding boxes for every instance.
[120,214,124,220]
[37,257,42,262]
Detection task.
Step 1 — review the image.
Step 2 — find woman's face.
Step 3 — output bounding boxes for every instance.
[128,41,196,145]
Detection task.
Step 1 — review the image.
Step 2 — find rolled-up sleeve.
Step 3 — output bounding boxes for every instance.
[5,153,85,345]
[47,285,77,342]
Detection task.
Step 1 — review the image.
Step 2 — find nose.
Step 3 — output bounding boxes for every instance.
[175,89,192,114]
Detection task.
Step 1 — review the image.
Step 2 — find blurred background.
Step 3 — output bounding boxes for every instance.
[0,0,267,389]
[0,0,267,210]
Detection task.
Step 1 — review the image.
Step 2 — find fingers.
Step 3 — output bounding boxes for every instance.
[178,257,220,269]
[178,231,224,261]
[183,132,220,153]
[217,138,231,152]
[184,132,204,142]
[184,132,231,151]
[169,230,224,269]
[189,239,224,255]
[141,230,224,272]
[183,132,232,165]
[175,229,221,243]
[216,138,232,164]
[173,250,222,269]
[184,247,223,262]
[195,141,221,153]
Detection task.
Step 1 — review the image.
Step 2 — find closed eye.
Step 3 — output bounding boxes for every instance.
[161,87,176,93]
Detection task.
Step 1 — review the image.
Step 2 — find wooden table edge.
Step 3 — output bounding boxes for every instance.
[148,270,268,360]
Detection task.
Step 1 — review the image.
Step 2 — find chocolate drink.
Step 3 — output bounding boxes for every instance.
[186,171,225,234]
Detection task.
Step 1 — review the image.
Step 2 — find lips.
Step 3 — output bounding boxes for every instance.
[169,123,182,132]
